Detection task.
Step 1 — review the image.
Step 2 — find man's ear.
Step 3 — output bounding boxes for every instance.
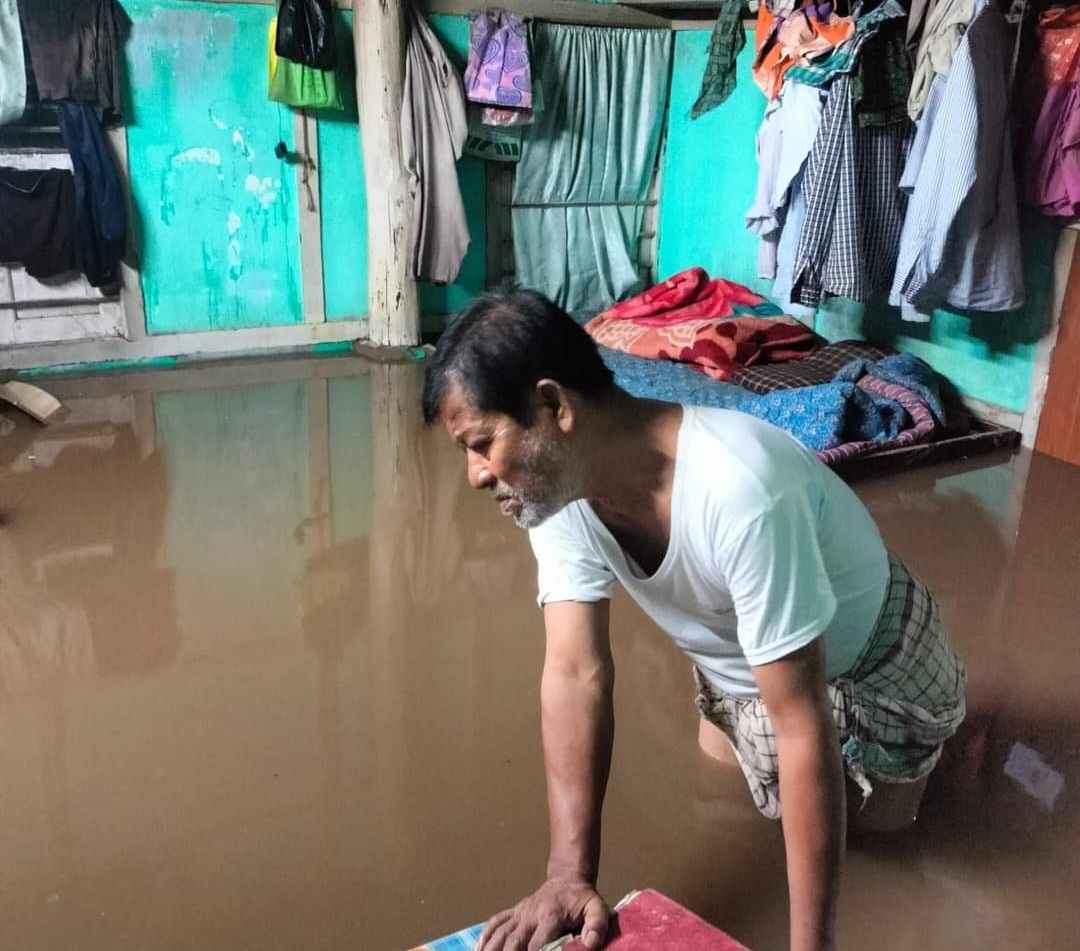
[535,379,575,434]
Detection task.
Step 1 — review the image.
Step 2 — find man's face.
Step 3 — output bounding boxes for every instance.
[439,384,577,530]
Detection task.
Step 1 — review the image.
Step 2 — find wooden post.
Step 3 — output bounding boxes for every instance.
[353,1,420,347]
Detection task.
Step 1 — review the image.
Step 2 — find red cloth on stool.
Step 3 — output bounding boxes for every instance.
[562,890,752,951]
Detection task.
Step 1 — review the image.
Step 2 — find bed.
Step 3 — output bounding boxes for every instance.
[598,340,1019,480]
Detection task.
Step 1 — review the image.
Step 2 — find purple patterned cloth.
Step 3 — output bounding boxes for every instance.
[463,10,532,110]
[816,374,938,467]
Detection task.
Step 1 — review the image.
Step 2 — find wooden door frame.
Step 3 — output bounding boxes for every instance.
[1022,227,1079,451]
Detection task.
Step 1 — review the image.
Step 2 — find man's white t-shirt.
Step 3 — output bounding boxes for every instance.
[528,405,890,699]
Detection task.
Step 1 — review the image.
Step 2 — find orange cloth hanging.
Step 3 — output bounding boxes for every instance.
[752,1,855,100]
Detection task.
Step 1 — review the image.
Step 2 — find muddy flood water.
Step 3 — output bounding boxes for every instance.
[2,355,1078,951]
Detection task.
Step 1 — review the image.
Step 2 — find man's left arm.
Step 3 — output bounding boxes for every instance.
[753,638,845,951]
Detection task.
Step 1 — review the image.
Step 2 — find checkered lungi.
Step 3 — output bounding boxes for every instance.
[694,553,966,819]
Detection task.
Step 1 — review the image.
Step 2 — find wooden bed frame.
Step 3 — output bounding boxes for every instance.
[834,414,1021,481]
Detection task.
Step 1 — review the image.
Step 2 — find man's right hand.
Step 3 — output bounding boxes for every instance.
[475,876,611,951]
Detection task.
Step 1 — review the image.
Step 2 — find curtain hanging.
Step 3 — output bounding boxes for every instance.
[511,24,672,317]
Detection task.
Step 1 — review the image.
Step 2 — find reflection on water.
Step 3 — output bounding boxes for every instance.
[1,357,1077,951]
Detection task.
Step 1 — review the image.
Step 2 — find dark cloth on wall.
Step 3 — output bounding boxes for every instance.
[691,0,746,119]
[0,168,79,278]
[275,0,337,71]
[16,0,127,123]
[58,103,125,288]
[790,75,913,307]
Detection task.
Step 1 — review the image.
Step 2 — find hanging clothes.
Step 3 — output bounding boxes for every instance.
[267,18,343,111]
[512,23,672,315]
[907,0,976,120]
[746,80,826,279]
[464,11,533,109]
[852,3,913,127]
[464,110,524,163]
[1022,6,1080,218]
[789,75,913,307]
[906,0,938,47]
[401,5,469,285]
[0,168,79,277]
[58,102,126,288]
[0,0,26,125]
[783,0,906,88]
[771,166,813,317]
[754,0,907,294]
[691,0,747,118]
[752,1,855,101]
[890,0,1024,317]
[16,0,127,123]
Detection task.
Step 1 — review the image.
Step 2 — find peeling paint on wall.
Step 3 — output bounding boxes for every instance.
[124,0,302,334]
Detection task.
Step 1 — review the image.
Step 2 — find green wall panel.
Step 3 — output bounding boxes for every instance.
[124,1,303,334]
[317,11,368,322]
[658,32,768,294]
[658,29,1054,412]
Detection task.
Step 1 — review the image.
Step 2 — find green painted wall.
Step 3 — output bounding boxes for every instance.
[658,29,1056,413]
[316,12,368,322]
[123,3,483,335]
[316,12,487,324]
[658,33,767,294]
[124,0,303,334]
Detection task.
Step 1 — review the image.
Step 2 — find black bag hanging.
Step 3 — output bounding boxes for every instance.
[275,0,337,71]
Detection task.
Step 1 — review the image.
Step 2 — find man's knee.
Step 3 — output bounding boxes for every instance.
[698,717,741,768]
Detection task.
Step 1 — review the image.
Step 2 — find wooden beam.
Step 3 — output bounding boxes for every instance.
[1032,230,1080,460]
[1023,227,1078,448]
[421,0,670,29]
[353,1,420,348]
[103,126,149,343]
[673,16,757,30]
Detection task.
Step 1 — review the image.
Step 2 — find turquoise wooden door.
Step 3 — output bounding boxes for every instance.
[124,0,303,333]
